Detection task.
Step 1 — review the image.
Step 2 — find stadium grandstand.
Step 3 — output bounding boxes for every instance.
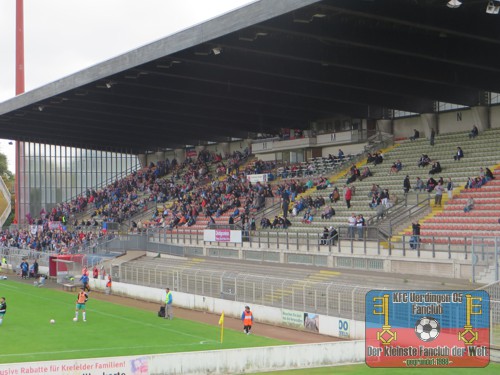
[1,0,500,372]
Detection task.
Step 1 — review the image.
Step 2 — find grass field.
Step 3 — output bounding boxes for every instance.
[257,363,500,375]
[0,280,288,364]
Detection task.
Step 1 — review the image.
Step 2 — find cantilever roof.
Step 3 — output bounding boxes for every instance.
[1,0,499,153]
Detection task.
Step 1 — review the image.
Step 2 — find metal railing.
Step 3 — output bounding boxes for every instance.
[145,225,386,254]
[142,225,500,264]
[369,195,432,237]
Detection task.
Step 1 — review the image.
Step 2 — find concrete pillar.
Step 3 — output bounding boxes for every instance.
[420,113,437,137]
[376,119,392,134]
[217,142,230,157]
[137,154,147,168]
[155,151,165,162]
[174,148,186,163]
[471,106,489,131]
[164,151,175,161]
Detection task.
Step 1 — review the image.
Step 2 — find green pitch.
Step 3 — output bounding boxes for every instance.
[256,363,500,375]
[0,280,288,364]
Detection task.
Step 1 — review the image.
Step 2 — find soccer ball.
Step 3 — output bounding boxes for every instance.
[50,319,55,324]
[73,317,77,322]
[415,316,440,342]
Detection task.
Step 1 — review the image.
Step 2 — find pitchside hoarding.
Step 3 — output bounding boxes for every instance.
[365,290,490,368]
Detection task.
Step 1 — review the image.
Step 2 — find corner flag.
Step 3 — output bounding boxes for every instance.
[219,312,224,343]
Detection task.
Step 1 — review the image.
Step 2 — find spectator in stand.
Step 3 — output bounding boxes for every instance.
[469,125,479,139]
[418,154,431,168]
[464,197,474,213]
[414,177,424,192]
[410,222,421,249]
[409,129,420,141]
[316,176,329,190]
[430,128,435,146]
[367,184,379,198]
[344,186,353,209]
[360,166,372,180]
[379,189,389,207]
[376,203,385,221]
[373,152,384,166]
[348,213,356,238]
[403,175,411,194]
[485,167,494,181]
[230,207,240,219]
[453,147,464,161]
[446,178,454,199]
[260,217,271,229]
[321,227,329,244]
[369,192,380,209]
[329,187,340,204]
[250,216,256,231]
[338,149,345,160]
[328,226,338,245]
[426,177,437,192]
[301,209,314,224]
[429,161,442,175]
[389,161,401,174]
[346,165,359,184]
[270,216,280,229]
[434,182,444,207]
[321,206,335,220]
[464,177,474,189]
[356,214,365,240]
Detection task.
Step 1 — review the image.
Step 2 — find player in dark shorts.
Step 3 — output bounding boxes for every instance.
[0,297,6,326]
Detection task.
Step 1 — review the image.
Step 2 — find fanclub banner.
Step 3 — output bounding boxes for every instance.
[365,290,490,368]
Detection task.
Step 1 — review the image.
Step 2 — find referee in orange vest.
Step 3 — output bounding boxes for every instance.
[241,305,254,335]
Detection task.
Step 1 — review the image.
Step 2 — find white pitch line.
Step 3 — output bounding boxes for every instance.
[2,281,217,343]
[0,340,220,359]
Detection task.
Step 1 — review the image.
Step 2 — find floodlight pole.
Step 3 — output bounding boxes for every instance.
[16,0,25,95]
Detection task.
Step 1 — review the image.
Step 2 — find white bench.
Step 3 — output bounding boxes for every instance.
[62,283,77,292]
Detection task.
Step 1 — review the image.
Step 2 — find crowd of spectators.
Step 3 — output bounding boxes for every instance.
[0,226,108,253]
[464,167,495,189]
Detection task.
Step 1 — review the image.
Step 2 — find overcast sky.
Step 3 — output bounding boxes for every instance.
[0,0,256,172]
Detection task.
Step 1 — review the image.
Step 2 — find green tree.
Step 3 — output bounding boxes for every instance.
[0,153,13,180]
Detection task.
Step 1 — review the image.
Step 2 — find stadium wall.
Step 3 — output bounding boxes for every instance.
[142,238,474,280]
[393,106,498,138]
[491,106,500,128]
[0,341,364,375]
[88,278,366,340]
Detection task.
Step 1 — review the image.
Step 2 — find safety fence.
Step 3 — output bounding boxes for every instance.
[144,227,496,261]
[117,260,371,321]
[476,281,500,348]
[0,247,113,276]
